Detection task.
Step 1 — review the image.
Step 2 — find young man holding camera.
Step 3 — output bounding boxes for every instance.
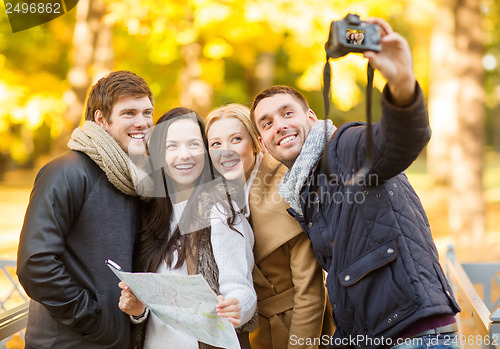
[250,17,460,349]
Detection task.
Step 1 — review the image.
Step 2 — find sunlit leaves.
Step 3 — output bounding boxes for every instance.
[204,38,233,59]
[0,25,69,165]
[1,0,440,167]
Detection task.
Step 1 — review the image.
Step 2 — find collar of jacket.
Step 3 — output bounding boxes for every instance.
[249,154,303,263]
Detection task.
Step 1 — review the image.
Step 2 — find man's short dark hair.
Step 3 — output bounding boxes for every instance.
[85,70,154,122]
[249,85,309,134]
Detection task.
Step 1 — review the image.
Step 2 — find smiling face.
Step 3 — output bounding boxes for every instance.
[207,117,256,181]
[163,118,205,193]
[95,95,154,155]
[253,93,317,168]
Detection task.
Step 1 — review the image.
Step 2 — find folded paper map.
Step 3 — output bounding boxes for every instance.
[106,259,240,349]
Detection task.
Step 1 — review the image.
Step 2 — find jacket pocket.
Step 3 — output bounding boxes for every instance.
[336,239,419,336]
[433,263,461,313]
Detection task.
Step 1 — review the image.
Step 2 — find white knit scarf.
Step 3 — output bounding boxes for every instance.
[68,121,152,198]
[279,120,336,216]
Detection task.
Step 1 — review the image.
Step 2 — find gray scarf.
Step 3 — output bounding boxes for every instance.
[279,120,336,215]
[68,121,152,198]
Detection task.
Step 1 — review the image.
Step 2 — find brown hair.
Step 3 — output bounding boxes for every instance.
[84,70,154,123]
[249,85,309,134]
[205,103,261,153]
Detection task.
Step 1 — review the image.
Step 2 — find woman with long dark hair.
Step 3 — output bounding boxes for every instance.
[118,107,257,349]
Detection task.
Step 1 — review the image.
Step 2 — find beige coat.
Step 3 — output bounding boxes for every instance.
[248,154,335,349]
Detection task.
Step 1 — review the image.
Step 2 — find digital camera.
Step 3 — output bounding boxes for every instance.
[325,13,381,59]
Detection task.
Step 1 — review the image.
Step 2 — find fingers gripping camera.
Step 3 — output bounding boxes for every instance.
[325,13,381,59]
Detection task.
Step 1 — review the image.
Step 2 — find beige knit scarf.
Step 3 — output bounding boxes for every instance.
[68,121,153,198]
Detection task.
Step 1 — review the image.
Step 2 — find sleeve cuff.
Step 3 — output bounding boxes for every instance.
[130,307,149,324]
[382,81,422,111]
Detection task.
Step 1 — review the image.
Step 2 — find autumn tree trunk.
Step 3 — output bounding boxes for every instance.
[57,0,112,153]
[251,52,276,96]
[179,43,213,117]
[427,0,459,187]
[450,0,485,243]
[427,0,485,243]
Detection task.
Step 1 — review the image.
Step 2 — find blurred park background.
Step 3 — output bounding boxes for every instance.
[1,0,500,346]
[1,0,499,256]
[0,0,500,342]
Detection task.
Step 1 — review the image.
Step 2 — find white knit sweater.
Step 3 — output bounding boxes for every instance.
[210,202,256,325]
[143,200,256,348]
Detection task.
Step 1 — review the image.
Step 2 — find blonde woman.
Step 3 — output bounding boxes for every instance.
[205,104,334,349]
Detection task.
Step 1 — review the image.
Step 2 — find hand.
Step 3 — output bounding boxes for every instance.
[118,281,146,317]
[216,295,241,327]
[363,17,416,106]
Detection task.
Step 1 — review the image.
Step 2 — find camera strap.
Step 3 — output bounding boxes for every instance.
[321,58,374,186]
